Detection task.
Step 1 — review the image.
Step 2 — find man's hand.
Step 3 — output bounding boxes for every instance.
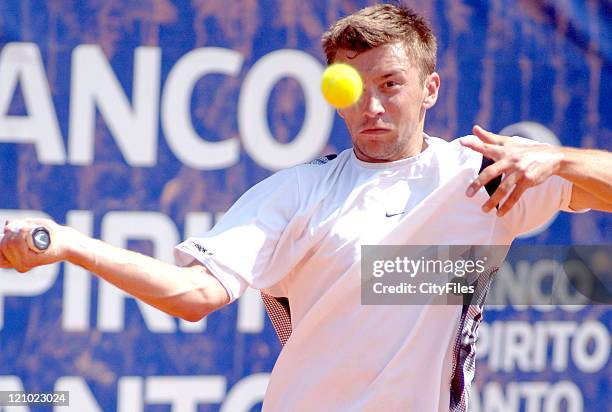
[0,218,69,272]
[461,125,564,217]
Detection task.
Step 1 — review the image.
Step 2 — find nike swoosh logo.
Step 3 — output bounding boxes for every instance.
[385,211,408,218]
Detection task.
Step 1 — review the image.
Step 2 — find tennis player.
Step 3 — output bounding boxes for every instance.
[2,4,611,411]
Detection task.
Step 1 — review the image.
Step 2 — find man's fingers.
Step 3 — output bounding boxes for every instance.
[460,138,487,153]
[0,235,9,268]
[472,125,502,145]
[482,173,519,213]
[0,236,11,269]
[0,256,11,269]
[466,161,506,197]
[497,183,529,217]
[1,229,32,272]
[461,138,504,163]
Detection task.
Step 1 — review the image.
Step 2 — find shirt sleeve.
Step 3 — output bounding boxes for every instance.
[174,167,301,302]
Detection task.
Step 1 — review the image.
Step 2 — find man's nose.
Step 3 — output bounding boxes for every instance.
[361,89,385,118]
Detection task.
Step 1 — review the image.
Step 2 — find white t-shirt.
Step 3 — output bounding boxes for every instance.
[174,135,574,411]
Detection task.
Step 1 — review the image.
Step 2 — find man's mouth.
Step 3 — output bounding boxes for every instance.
[360,127,391,135]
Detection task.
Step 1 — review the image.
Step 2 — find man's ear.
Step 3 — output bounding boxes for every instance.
[422,72,440,109]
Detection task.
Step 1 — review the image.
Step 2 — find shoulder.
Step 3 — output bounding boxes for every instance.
[292,148,350,179]
[305,153,340,166]
[249,150,347,197]
[298,149,348,169]
[282,149,353,203]
[427,135,484,170]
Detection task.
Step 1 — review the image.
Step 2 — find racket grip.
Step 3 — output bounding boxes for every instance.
[27,227,51,252]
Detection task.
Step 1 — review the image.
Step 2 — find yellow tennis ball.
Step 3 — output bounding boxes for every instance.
[321,63,363,109]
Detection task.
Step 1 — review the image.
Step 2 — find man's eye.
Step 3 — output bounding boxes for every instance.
[384,81,399,88]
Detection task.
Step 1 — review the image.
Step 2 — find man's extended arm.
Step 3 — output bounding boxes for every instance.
[554,148,612,211]
[462,125,612,216]
[0,219,229,321]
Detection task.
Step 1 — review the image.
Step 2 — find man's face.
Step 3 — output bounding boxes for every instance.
[335,42,439,162]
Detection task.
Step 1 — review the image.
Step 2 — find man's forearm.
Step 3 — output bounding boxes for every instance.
[59,227,228,321]
[557,147,612,204]
[1,219,229,320]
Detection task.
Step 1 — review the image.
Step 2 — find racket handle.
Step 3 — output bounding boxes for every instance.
[27,227,51,252]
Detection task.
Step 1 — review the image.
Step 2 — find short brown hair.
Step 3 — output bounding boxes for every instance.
[321,3,437,80]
